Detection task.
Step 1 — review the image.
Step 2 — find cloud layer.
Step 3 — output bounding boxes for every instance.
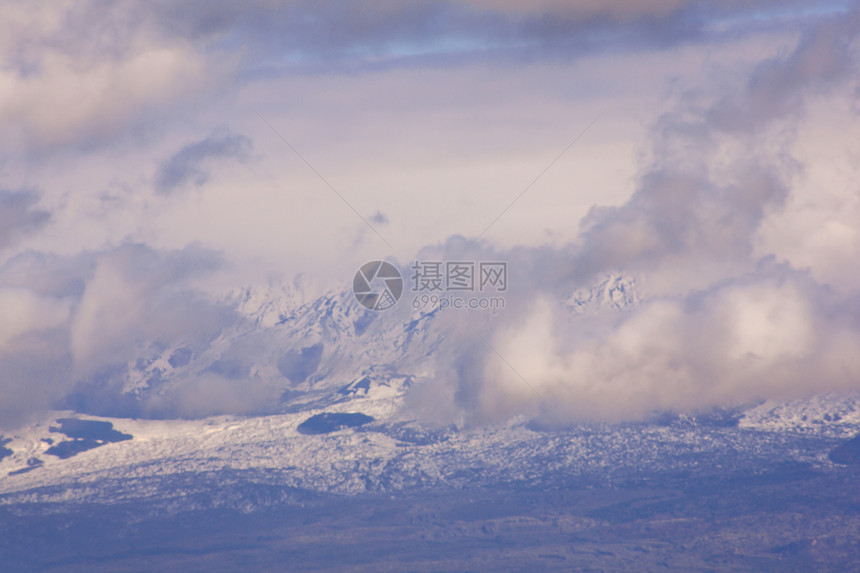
[155,129,253,194]
[0,244,235,428]
[444,5,860,424]
[0,190,50,249]
[0,0,837,153]
[0,1,858,429]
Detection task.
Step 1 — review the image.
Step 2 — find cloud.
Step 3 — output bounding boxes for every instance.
[0,1,857,431]
[144,0,815,60]
[570,5,859,288]
[0,1,225,152]
[0,251,92,298]
[0,288,70,350]
[0,0,839,154]
[162,371,283,419]
[479,266,860,423]
[154,129,253,194]
[708,7,860,132]
[412,4,860,425]
[0,243,236,429]
[0,190,50,249]
[369,211,389,225]
[68,244,230,370]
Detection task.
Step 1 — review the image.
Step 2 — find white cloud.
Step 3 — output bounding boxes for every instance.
[0,244,234,427]
[431,5,860,424]
[0,1,224,151]
[479,272,860,423]
[0,288,70,350]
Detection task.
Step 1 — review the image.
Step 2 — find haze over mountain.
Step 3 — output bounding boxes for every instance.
[2,3,860,569]
[1,1,860,430]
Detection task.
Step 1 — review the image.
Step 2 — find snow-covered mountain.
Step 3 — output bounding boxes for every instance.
[2,274,859,510]
[566,272,640,314]
[68,271,642,419]
[64,278,447,420]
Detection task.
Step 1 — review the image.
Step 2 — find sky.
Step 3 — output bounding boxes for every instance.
[1,0,859,427]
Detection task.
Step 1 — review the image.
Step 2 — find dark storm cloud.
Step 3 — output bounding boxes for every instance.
[155,130,253,194]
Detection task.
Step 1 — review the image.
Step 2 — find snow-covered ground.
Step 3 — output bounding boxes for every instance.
[2,389,857,507]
